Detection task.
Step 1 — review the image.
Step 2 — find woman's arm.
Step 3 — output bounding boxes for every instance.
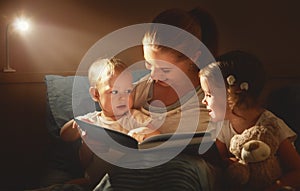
[265,139,300,191]
[60,119,81,141]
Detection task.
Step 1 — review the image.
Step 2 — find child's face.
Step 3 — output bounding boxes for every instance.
[200,76,227,122]
[98,71,133,119]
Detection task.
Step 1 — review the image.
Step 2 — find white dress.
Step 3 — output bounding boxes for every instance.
[217,110,297,149]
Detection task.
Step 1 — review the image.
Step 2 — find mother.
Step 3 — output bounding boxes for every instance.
[94,8,221,191]
[133,8,214,134]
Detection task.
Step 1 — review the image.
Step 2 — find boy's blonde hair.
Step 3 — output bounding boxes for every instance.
[88,57,127,87]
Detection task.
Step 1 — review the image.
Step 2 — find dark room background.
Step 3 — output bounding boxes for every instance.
[0,0,299,190]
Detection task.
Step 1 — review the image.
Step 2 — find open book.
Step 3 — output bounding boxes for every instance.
[75,119,214,153]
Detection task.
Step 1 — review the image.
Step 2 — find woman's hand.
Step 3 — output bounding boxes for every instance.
[128,127,160,143]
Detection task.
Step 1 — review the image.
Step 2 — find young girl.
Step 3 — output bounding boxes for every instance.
[199,50,300,191]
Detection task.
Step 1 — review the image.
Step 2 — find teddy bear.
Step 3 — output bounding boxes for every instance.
[226,119,282,190]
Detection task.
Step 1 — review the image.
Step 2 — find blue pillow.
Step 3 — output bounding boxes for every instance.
[45,75,93,133]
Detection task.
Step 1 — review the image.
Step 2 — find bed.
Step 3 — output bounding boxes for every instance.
[40,72,300,191]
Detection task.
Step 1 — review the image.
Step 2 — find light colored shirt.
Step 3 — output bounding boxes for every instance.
[77,109,152,134]
[217,110,297,149]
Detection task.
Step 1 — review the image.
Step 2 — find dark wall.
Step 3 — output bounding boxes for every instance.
[0,0,299,190]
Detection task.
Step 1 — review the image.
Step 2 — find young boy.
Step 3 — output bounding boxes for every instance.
[60,57,160,187]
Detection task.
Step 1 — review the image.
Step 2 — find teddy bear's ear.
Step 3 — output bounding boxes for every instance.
[241,140,271,163]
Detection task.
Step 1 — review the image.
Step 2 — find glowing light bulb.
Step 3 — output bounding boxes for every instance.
[14,18,30,32]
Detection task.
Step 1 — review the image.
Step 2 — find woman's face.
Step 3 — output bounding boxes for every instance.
[143,45,199,92]
[200,76,227,122]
